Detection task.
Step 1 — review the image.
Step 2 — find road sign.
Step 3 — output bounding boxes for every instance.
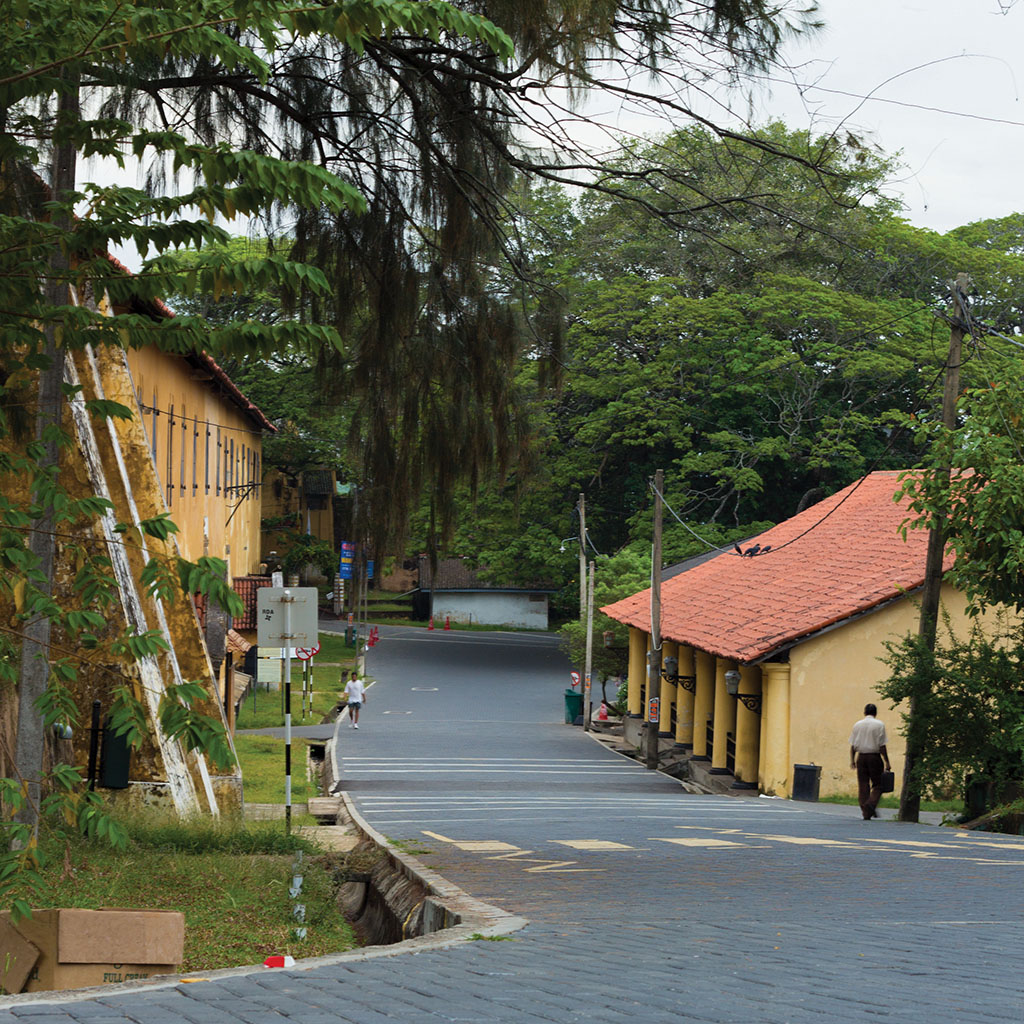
[257,587,319,646]
[295,642,320,661]
[338,542,355,580]
[569,671,581,688]
[648,696,660,723]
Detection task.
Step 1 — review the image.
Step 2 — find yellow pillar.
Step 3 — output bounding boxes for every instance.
[674,645,695,747]
[660,640,678,737]
[691,649,715,759]
[761,662,792,796]
[627,627,645,718]
[733,663,762,789]
[758,665,769,788]
[710,658,737,775]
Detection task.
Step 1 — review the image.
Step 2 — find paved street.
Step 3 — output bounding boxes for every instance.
[3,624,1024,1022]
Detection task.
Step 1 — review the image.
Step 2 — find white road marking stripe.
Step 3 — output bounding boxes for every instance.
[551,840,639,851]
[342,757,640,763]
[340,768,661,775]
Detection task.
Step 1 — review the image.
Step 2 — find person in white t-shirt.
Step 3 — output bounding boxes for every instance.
[345,671,366,729]
[849,703,892,820]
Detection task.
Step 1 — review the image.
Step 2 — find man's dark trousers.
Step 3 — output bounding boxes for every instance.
[857,752,884,819]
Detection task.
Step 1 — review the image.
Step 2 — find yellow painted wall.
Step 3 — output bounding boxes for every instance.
[787,583,981,799]
[122,348,264,577]
[260,468,336,563]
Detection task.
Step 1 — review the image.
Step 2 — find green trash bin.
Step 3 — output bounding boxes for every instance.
[564,688,583,725]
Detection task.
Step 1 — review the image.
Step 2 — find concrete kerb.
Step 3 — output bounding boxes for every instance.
[583,724,709,794]
[0,698,526,1009]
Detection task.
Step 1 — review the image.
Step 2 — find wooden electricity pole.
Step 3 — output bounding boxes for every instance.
[584,560,595,731]
[899,273,970,823]
[578,492,586,623]
[646,469,664,770]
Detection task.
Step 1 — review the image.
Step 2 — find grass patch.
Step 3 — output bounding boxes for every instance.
[819,795,964,814]
[235,679,343,730]
[387,838,434,856]
[314,631,359,663]
[235,734,316,804]
[468,933,517,941]
[6,816,359,972]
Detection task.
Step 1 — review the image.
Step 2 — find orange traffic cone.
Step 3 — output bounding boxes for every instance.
[444,615,451,630]
[427,616,434,630]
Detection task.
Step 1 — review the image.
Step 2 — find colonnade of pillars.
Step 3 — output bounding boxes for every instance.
[625,627,792,795]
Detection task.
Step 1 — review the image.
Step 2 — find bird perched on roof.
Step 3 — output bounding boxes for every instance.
[744,544,761,557]
[733,543,743,556]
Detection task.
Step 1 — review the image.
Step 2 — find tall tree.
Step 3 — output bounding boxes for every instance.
[95,2,829,549]
[0,0,511,875]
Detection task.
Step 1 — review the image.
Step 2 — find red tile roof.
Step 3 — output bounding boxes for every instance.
[601,471,953,664]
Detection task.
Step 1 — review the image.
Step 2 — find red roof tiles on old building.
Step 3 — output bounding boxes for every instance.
[601,471,954,664]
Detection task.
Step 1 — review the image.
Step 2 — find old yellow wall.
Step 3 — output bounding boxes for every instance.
[259,468,335,565]
[122,348,263,577]
[788,583,979,799]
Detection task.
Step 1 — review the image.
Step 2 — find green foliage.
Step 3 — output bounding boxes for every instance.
[158,682,236,771]
[896,375,1024,615]
[279,533,337,577]
[879,615,1024,802]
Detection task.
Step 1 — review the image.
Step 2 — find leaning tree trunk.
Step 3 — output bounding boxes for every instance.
[12,75,79,841]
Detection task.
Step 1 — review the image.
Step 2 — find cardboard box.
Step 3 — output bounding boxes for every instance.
[0,908,184,993]
[0,915,40,995]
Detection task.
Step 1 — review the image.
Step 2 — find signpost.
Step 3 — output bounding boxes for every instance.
[257,588,318,831]
[648,696,660,724]
[570,671,581,689]
[296,643,320,721]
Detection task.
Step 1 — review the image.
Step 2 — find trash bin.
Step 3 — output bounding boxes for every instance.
[791,763,821,801]
[564,688,583,725]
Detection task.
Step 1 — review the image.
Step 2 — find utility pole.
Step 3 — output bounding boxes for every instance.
[646,469,663,770]
[899,273,970,823]
[584,560,595,731]
[578,492,586,623]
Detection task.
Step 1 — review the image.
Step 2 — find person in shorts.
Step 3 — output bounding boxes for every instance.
[346,670,366,729]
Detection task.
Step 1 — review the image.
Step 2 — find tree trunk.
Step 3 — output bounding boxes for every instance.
[12,76,79,840]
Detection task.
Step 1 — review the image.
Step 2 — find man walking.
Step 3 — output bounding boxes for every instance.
[850,703,892,820]
[346,670,366,729]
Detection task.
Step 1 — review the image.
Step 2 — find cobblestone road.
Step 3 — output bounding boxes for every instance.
[2,626,1021,1023]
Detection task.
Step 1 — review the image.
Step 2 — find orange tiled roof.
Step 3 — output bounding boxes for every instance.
[601,471,953,663]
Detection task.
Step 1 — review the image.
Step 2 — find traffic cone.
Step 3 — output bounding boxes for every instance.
[598,702,609,721]
[444,615,451,630]
[372,626,379,644]
[427,616,434,630]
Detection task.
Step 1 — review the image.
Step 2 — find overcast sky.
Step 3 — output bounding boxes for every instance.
[757,0,1024,232]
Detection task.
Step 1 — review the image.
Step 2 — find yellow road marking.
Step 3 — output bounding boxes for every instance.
[754,835,853,846]
[522,860,603,873]
[551,840,638,851]
[861,838,963,849]
[650,837,746,847]
[421,830,520,853]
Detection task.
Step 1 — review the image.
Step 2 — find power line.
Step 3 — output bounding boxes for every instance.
[647,478,722,553]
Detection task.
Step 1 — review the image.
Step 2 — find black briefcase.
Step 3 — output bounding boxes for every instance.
[880,770,895,794]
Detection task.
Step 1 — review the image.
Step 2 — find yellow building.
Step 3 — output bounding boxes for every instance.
[4,278,274,817]
[123,342,274,579]
[602,472,966,799]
